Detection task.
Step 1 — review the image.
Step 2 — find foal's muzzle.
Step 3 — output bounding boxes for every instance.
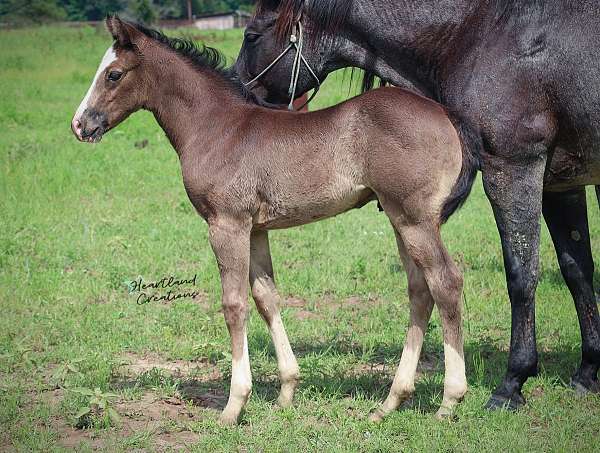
[71,109,108,143]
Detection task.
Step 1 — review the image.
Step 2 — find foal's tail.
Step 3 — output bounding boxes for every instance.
[440,116,482,223]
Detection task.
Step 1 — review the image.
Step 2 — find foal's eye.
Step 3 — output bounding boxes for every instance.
[107,70,123,82]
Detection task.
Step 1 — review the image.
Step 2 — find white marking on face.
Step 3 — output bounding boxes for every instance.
[73,46,117,121]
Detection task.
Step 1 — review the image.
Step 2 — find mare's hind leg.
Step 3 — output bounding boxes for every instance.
[369,232,435,422]
[249,230,300,407]
[543,189,600,393]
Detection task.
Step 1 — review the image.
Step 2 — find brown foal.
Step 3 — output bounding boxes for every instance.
[71,17,477,424]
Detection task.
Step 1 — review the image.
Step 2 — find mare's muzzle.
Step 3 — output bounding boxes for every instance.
[71,108,108,143]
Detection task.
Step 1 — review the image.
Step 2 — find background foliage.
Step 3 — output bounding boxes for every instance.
[0,0,255,24]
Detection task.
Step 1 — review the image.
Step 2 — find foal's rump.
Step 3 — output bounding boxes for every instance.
[352,87,479,223]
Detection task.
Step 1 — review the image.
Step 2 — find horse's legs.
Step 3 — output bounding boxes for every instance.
[398,224,467,417]
[543,189,600,393]
[369,231,435,422]
[249,230,300,407]
[209,219,252,425]
[482,155,546,410]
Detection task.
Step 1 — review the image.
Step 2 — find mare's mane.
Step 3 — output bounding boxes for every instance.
[255,0,352,43]
[253,1,384,93]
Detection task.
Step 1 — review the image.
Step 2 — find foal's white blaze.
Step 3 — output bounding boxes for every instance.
[71,46,117,138]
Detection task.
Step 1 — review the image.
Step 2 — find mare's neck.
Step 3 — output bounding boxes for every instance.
[328,0,483,97]
[144,50,248,155]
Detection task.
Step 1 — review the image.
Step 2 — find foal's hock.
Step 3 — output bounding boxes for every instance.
[71,17,477,425]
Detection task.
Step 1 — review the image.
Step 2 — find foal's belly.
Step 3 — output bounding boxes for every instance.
[545,146,600,191]
[252,181,375,230]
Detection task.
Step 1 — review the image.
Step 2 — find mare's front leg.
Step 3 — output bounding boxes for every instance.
[209,218,253,425]
[482,152,547,410]
[543,189,600,393]
[249,230,300,407]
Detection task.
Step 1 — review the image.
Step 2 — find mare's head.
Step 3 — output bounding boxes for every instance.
[71,16,153,143]
[234,0,346,105]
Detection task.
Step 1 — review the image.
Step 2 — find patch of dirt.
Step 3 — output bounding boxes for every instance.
[352,362,392,377]
[285,295,382,321]
[294,310,320,321]
[284,297,308,308]
[351,351,442,380]
[33,353,227,450]
[178,381,227,410]
[53,392,203,450]
[117,352,209,379]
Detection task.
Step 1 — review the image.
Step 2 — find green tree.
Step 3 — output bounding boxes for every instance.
[0,0,67,24]
[131,0,157,23]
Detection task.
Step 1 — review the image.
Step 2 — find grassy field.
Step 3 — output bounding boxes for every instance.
[1,24,600,452]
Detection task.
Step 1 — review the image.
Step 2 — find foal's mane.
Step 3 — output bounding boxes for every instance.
[130,21,261,104]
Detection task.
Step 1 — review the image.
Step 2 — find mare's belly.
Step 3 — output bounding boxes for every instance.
[252,183,375,230]
[545,146,600,191]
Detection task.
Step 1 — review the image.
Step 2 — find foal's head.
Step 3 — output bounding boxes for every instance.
[71,17,155,143]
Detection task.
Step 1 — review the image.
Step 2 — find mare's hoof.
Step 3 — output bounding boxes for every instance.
[571,377,600,395]
[485,392,525,411]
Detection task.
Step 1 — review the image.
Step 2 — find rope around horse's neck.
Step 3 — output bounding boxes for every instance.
[243,22,320,111]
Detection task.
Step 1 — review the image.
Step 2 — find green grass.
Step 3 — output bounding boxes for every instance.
[1,24,600,452]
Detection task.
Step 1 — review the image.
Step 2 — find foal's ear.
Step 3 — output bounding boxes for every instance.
[106,15,142,47]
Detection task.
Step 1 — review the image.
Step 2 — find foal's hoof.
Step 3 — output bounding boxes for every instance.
[571,377,600,396]
[218,411,240,426]
[485,392,525,411]
[368,409,386,423]
[435,406,455,420]
[276,394,294,409]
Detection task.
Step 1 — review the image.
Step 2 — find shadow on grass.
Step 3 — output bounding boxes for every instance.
[173,335,582,415]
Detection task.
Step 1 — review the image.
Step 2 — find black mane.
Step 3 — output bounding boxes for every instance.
[253,1,383,94]
[130,22,266,105]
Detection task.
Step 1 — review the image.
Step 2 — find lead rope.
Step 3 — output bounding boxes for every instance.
[243,22,320,111]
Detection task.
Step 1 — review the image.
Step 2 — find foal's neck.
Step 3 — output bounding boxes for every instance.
[144,47,249,155]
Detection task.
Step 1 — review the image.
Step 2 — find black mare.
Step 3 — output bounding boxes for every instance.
[234,0,600,409]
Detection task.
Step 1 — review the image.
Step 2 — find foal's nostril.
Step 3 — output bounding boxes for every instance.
[71,118,83,140]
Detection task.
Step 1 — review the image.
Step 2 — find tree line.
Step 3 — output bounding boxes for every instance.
[0,0,256,24]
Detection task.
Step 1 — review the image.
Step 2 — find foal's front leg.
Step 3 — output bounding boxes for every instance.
[250,230,300,407]
[208,219,252,425]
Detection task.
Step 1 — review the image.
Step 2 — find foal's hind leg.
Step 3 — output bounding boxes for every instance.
[406,225,466,416]
[250,230,300,407]
[391,215,467,417]
[369,232,435,422]
[543,189,600,393]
